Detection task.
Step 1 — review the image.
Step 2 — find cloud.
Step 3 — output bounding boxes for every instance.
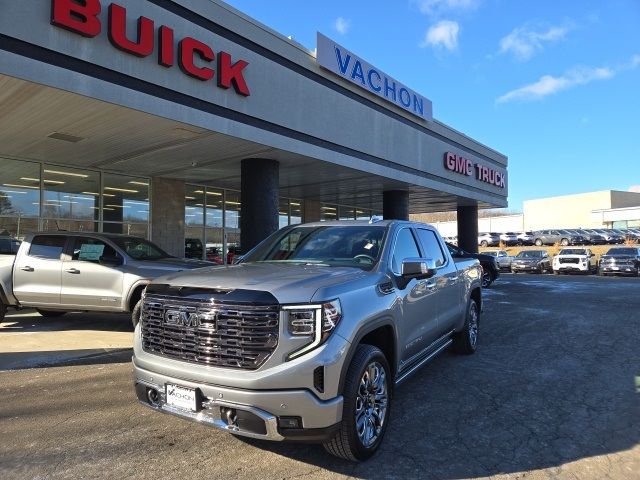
[420,20,460,51]
[334,17,351,35]
[499,24,571,61]
[414,0,480,16]
[496,65,616,103]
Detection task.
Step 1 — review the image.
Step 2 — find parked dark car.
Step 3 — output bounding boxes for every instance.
[598,247,640,276]
[446,242,499,287]
[588,229,625,244]
[0,236,21,255]
[532,229,584,246]
[510,250,552,273]
[570,229,607,245]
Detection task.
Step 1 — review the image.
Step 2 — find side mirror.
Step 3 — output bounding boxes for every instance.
[99,254,123,266]
[401,258,437,280]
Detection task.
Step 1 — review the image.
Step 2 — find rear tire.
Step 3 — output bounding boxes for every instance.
[36,309,65,317]
[561,238,569,246]
[453,298,479,355]
[480,240,488,247]
[535,239,543,246]
[481,271,494,288]
[323,345,391,462]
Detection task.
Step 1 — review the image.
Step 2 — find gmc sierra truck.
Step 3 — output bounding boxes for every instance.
[132,220,482,461]
[0,232,210,324]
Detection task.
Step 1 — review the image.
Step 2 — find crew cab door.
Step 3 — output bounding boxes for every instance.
[60,236,124,309]
[12,235,66,306]
[391,227,441,363]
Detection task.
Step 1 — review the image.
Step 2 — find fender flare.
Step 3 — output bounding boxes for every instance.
[125,280,150,312]
[337,317,399,395]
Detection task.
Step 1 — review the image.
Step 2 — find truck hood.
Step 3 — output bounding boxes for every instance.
[151,262,369,304]
[130,257,213,271]
[556,255,587,260]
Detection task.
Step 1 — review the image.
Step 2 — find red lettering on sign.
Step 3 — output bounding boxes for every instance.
[51,0,101,38]
[108,4,154,57]
[179,37,215,81]
[158,26,174,67]
[217,51,250,96]
[50,0,250,97]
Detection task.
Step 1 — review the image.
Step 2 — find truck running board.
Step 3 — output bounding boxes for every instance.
[395,331,454,386]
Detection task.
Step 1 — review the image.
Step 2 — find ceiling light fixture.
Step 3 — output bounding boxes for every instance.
[43,169,88,178]
[3,183,40,189]
[104,187,139,193]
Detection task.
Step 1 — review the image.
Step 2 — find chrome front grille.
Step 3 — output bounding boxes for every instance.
[141,295,279,370]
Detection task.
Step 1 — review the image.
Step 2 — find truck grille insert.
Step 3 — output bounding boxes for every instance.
[141,295,279,370]
[559,258,579,264]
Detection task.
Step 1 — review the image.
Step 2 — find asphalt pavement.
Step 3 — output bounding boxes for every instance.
[1,274,639,479]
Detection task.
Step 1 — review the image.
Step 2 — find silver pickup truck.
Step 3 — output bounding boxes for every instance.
[0,232,210,324]
[133,220,482,461]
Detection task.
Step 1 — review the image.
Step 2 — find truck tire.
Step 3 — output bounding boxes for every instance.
[323,344,391,462]
[131,299,142,329]
[36,309,65,317]
[452,298,479,355]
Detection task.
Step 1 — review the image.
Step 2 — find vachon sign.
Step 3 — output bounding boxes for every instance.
[444,152,506,188]
[50,0,250,96]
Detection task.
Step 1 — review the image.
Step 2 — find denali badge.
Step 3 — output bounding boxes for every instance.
[164,309,201,328]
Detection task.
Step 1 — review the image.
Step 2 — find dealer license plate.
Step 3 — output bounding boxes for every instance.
[165,384,197,411]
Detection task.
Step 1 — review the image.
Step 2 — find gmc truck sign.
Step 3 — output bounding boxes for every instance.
[444,152,506,188]
[50,0,251,96]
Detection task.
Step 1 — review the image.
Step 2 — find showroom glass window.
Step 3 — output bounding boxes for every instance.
[339,206,356,220]
[185,185,205,259]
[0,158,40,237]
[205,188,224,262]
[290,200,302,225]
[279,198,289,229]
[320,204,337,221]
[225,191,241,258]
[41,165,99,233]
[102,173,149,238]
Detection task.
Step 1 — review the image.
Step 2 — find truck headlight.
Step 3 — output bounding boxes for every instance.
[284,299,342,360]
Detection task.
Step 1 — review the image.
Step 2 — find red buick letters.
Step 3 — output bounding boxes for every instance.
[50,0,250,96]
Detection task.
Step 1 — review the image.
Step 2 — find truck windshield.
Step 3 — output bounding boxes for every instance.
[244,225,386,269]
[559,249,586,255]
[110,237,172,260]
[606,248,636,256]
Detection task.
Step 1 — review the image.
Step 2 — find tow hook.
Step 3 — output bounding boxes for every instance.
[221,407,238,428]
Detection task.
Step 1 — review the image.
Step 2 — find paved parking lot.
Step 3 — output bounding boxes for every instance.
[1,274,639,479]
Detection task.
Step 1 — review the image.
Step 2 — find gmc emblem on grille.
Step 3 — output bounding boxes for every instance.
[164,309,201,328]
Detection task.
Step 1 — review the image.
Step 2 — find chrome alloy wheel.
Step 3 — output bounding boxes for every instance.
[355,361,388,448]
[468,301,479,348]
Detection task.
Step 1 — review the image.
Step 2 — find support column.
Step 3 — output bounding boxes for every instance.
[383,190,409,220]
[240,159,279,252]
[151,177,185,257]
[457,204,479,253]
[302,199,321,223]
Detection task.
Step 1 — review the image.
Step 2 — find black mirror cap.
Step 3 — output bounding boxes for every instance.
[99,254,123,266]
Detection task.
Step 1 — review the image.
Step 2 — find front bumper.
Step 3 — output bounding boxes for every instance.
[133,360,343,441]
[511,263,542,272]
[600,265,637,275]
[554,264,589,272]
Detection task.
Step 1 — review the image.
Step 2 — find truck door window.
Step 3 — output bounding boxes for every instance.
[28,235,66,260]
[416,229,446,267]
[71,237,117,263]
[391,228,420,274]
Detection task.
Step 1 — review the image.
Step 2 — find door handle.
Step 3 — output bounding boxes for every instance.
[21,266,34,272]
[65,268,81,274]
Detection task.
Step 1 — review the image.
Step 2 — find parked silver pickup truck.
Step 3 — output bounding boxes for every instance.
[133,220,482,461]
[0,232,210,324]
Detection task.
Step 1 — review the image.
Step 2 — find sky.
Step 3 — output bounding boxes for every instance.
[224,0,640,211]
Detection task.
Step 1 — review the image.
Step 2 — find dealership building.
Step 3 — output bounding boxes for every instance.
[0,0,508,258]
